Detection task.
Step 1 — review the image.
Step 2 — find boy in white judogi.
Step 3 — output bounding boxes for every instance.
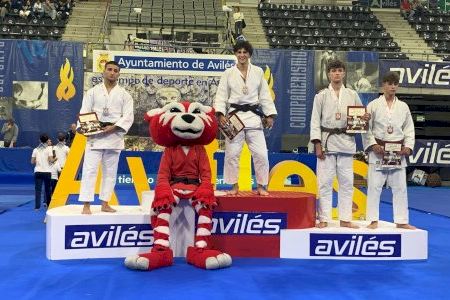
[78,61,134,214]
[363,71,416,230]
[310,59,370,229]
[214,41,277,196]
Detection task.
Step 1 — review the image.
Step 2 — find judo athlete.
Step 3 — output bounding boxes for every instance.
[363,71,416,229]
[214,41,277,196]
[310,59,370,228]
[78,61,134,214]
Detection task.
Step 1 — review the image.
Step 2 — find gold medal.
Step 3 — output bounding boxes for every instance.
[335,112,341,120]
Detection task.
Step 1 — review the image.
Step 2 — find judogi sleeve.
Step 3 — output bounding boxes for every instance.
[310,93,323,144]
[363,100,377,151]
[402,103,415,151]
[214,70,230,116]
[258,68,277,117]
[115,91,134,133]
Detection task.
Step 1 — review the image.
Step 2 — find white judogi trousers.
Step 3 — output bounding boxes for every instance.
[367,164,409,224]
[224,128,269,185]
[317,153,353,222]
[79,148,121,202]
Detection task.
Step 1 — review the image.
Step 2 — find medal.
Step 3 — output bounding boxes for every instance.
[103,107,110,116]
[387,125,393,134]
[242,86,248,95]
[335,112,341,120]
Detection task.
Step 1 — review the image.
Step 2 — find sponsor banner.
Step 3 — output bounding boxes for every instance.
[310,233,401,257]
[92,50,236,76]
[379,60,450,89]
[280,225,428,260]
[408,139,450,166]
[0,40,83,147]
[211,212,287,235]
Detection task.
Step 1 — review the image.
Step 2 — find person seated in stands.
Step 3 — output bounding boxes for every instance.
[400,0,411,18]
[19,0,31,19]
[123,34,135,51]
[11,0,22,10]
[0,0,11,21]
[66,123,76,147]
[33,0,45,19]
[56,0,70,19]
[409,0,426,18]
[43,0,56,20]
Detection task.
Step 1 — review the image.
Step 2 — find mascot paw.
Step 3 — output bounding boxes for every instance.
[124,248,174,271]
[186,246,232,270]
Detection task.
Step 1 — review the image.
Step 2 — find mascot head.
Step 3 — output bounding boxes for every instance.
[144,101,218,147]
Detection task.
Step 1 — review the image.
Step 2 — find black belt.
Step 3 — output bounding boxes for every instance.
[170,177,200,185]
[230,103,266,118]
[99,122,114,128]
[321,126,350,152]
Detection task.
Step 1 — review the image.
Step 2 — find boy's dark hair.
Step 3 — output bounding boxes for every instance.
[57,132,66,142]
[40,134,49,143]
[104,61,120,70]
[326,59,346,73]
[233,41,253,56]
[382,71,400,85]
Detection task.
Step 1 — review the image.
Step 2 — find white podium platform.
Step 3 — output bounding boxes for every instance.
[46,203,196,260]
[280,220,428,260]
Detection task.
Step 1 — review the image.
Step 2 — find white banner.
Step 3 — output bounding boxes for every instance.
[92,50,236,76]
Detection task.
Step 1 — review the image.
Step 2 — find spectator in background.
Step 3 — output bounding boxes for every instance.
[0,0,10,21]
[232,6,245,38]
[43,0,56,20]
[56,0,70,19]
[66,123,76,147]
[1,118,19,147]
[54,132,69,169]
[33,0,45,18]
[50,157,61,195]
[19,0,31,19]
[11,0,22,10]
[400,0,412,18]
[409,0,426,18]
[31,134,56,210]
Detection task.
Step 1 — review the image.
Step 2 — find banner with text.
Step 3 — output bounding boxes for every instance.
[0,40,84,147]
[92,50,236,76]
[408,139,450,167]
[379,60,450,89]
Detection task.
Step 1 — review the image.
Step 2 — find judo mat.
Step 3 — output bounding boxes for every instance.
[0,184,449,299]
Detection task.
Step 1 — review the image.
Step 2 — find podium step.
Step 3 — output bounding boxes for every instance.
[280,220,428,260]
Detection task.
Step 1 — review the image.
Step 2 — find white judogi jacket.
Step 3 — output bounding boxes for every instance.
[363,95,415,167]
[310,84,362,154]
[79,83,134,149]
[214,63,277,128]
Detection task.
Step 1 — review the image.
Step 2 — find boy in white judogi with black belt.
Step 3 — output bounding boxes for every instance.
[78,61,134,215]
[214,41,277,196]
[363,71,416,229]
[310,59,370,229]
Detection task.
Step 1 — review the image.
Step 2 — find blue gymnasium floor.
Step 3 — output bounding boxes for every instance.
[0,185,449,300]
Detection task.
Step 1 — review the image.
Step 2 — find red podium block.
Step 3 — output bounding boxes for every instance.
[212,191,316,257]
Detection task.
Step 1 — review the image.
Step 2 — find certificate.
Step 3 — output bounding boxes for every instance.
[380,142,402,168]
[219,113,245,140]
[346,106,368,133]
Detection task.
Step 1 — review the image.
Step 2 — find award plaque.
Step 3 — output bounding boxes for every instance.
[219,113,245,140]
[346,106,368,133]
[78,112,104,136]
[380,142,402,168]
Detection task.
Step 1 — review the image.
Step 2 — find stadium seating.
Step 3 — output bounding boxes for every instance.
[258,3,403,54]
[406,10,450,60]
[0,2,72,40]
[108,0,225,30]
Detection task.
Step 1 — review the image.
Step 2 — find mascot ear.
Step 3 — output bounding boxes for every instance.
[144,108,162,123]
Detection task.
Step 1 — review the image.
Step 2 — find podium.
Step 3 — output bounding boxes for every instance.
[46,191,316,260]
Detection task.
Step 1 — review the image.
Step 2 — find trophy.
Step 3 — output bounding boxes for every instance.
[78,112,104,136]
[219,113,245,140]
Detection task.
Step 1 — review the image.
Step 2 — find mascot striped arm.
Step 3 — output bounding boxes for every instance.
[124,101,232,271]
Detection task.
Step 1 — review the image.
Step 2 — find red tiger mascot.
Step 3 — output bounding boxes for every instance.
[125,101,232,271]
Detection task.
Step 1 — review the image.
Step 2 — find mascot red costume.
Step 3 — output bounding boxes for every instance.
[125,101,232,271]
